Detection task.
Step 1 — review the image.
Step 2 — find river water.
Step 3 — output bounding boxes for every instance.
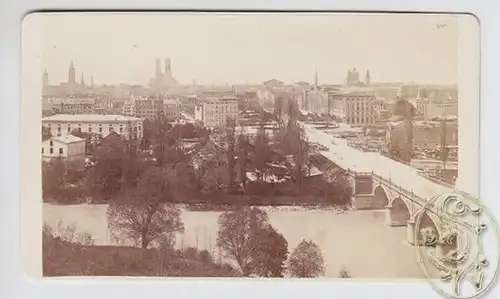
[43,204,424,279]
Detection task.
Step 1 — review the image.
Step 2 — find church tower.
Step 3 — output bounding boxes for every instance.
[43,68,49,87]
[365,70,371,85]
[165,58,171,75]
[68,61,76,84]
[155,58,162,79]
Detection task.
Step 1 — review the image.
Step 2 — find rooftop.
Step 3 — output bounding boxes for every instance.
[47,98,95,105]
[51,135,85,144]
[219,96,239,101]
[42,114,142,123]
[163,99,179,105]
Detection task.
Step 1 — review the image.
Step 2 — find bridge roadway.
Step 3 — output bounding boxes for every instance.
[302,122,473,246]
[410,159,458,171]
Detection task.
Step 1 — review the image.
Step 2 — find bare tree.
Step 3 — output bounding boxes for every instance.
[287,239,325,278]
[107,166,186,248]
[392,99,416,163]
[236,130,251,189]
[225,116,237,191]
[250,120,273,183]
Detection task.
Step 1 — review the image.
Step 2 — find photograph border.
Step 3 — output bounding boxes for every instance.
[2,1,499,299]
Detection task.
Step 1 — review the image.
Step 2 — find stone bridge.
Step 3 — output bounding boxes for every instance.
[302,123,472,246]
[346,169,445,246]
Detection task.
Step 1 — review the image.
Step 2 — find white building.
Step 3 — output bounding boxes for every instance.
[42,114,143,140]
[43,97,96,114]
[42,135,86,162]
[163,98,181,121]
[328,90,376,126]
[416,98,458,120]
[195,96,239,128]
[302,87,328,113]
[122,96,181,121]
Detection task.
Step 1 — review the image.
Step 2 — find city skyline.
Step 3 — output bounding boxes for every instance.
[38,13,459,86]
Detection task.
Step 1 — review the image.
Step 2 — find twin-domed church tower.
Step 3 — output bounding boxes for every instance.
[346,68,371,86]
[151,57,178,92]
[155,57,173,80]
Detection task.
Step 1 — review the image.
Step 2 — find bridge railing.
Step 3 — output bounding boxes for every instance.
[371,172,427,203]
[346,168,427,204]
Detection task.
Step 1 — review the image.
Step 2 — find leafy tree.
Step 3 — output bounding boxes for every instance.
[323,172,353,206]
[287,239,325,278]
[42,157,66,200]
[181,123,196,138]
[216,207,269,276]
[42,125,52,141]
[236,132,251,189]
[249,120,273,183]
[392,99,416,162]
[292,126,311,193]
[70,128,86,139]
[199,250,213,265]
[85,141,125,200]
[199,157,228,194]
[107,166,186,248]
[339,267,351,278]
[225,117,237,191]
[248,225,289,277]
[141,119,153,151]
[277,122,311,193]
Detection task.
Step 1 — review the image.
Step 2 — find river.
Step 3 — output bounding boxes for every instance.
[43,203,424,279]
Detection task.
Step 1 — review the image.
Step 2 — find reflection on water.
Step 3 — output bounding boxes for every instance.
[43,204,424,279]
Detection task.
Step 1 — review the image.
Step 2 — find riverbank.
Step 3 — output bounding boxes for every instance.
[43,203,423,278]
[43,233,239,277]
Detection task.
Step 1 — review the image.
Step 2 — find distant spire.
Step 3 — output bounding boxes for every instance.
[155,58,161,79]
[314,70,318,86]
[43,68,49,87]
[68,61,76,84]
[165,57,171,74]
[81,72,84,85]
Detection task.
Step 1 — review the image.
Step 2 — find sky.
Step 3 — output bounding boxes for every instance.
[33,12,461,86]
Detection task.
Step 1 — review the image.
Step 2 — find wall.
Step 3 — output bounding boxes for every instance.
[44,120,143,140]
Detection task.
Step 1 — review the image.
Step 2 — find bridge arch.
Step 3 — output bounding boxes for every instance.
[412,208,442,240]
[386,197,412,226]
[373,185,391,209]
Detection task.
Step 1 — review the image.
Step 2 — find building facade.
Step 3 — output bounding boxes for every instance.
[195,96,239,128]
[386,120,458,151]
[41,135,86,162]
[162,98,181,121]
[42,114,143,140]
[44,97,96,115]
[302,87,328,113]
[122,96,181,121]
[416,98,458,120]
[328,91,376,126]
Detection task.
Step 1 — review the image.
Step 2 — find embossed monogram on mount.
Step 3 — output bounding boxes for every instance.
[417,193,488,297]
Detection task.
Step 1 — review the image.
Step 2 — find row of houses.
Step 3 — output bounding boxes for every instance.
[42,114,144,140]
[42,95,183,122]
[121,96,181,121]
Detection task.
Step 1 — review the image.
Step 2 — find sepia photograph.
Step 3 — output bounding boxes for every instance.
[22,12,480,280]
